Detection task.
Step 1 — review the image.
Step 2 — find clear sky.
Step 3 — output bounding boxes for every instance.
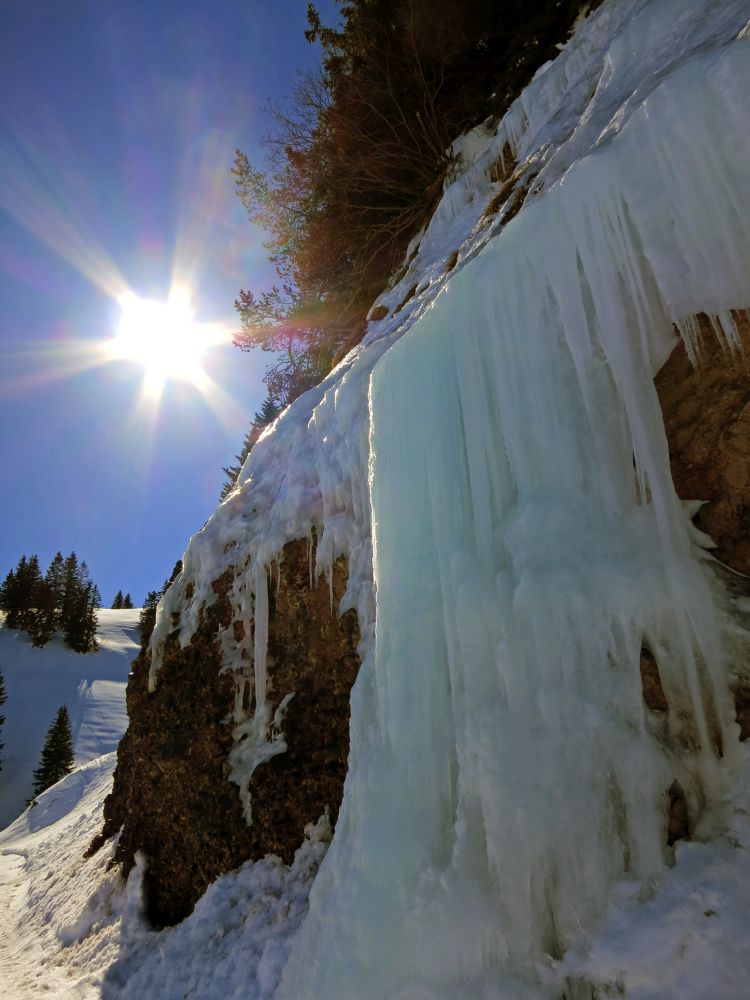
[0,1,335,606]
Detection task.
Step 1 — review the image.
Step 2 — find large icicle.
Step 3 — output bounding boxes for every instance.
[278,35,750,1000]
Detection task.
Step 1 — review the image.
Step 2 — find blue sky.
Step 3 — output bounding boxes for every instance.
[0,1,335,605]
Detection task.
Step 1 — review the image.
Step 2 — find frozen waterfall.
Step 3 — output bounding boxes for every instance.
[277,32,750,1000]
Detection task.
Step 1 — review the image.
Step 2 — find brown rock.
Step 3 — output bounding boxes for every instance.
[640,646,668,713]
[656,312,750,574]
[734,677,750,741]
[394,283,418,315]
[444,250,459,274]
[90,539,360,926]
[489,142,516,184]
[246,540,360,863]
[666,780,689,846]
[369,304,389,322]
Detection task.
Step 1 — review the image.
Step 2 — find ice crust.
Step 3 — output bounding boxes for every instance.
[138,1,750,995]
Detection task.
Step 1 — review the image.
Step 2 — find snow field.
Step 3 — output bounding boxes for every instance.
[0,609,140,828]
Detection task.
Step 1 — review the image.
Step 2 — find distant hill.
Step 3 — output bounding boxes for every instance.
[0,609,139,828]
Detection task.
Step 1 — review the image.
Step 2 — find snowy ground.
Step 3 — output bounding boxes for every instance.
[0,756,329,1000]
[0,609,139,828]
[0,745,748,999]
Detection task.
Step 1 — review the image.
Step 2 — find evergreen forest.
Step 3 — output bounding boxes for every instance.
[0,552,101,653]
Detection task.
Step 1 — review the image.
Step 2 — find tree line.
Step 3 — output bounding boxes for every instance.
[230,0,595,412]
[0,552,101,653]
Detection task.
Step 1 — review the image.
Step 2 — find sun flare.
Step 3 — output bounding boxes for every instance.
[107,288,227,399]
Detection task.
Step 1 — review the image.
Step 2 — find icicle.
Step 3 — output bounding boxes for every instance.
[252,561,268,720]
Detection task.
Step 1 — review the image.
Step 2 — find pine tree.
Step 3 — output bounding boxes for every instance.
[28,576,55,647]
[31,705,74,798]
[83,584,101,651]
[138,562,182,648]
[28,552,65,647]
[220,395,281,500]
[0,567,15,615]
[2,555,42,632]
[64,581,100,653]
[45,551,66,609]
[0,666,6,773]
[122,593,133,609]
[60,552,80,634]
[139,591,160,647]
[6,557,30,631]
[111,590,124,609]
[19,555,42,633]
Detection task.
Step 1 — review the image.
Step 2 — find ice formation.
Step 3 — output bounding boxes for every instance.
[140,1,750,996]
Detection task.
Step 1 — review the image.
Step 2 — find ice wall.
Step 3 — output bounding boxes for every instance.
[277,34,750,1000]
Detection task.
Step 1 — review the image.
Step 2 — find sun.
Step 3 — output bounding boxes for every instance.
[106,287,226,399]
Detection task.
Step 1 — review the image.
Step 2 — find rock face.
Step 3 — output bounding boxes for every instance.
[245,542,361,863]
[656,313,750,575]
[656,313,750,742]
[92,538,360,927]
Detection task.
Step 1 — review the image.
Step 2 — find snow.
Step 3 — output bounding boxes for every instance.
[0,757,330,1000]
[4,0,750,995]
[0,609,139,828]
[562,745,750,999]
[1,748,749,999]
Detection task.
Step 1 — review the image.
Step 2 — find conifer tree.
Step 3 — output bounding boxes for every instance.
[83,584,101,651]
[64,581,100,653]
[138,562,182,648]
[112,590,124,609]
[31,705,74,798]
[0,666,6,772]
[45,551,66,609]
[220,394,281,500]
[2,555,42,631]
[19,555,42,633]
[139,591,160,647]
[28,576,55,647]
[0,567,15,616]
[28,552,65,647]
[60,552,80,634]
[122,593,133,609]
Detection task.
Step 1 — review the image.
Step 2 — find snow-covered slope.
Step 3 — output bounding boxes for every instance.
[0,744,748,1000]
[0,609,139,828]
[3,0,750,996]
[0,756,329,1000]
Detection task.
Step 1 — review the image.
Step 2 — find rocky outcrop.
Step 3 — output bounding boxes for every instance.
[245,541,361,863]
[656,312,750,575]
[90,538,360,927]
[656,312,750,743]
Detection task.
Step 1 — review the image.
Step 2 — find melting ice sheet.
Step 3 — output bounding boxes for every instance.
[278,38,750,1000]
